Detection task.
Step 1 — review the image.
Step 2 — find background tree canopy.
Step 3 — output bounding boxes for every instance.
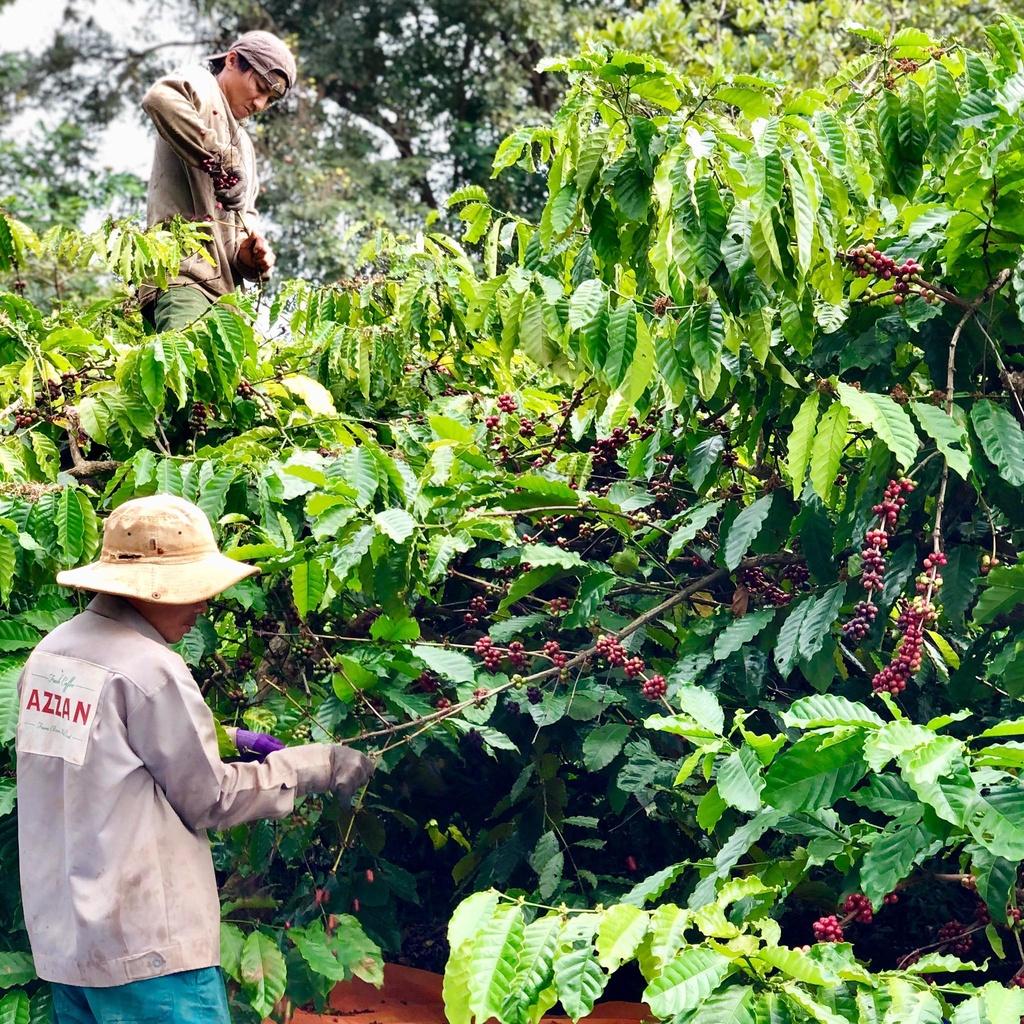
[5,0,1021,279]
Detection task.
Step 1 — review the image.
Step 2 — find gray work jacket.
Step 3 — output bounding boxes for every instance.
[16,594,335,987]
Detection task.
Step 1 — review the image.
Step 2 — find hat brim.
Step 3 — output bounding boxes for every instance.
[56,553,259,604]
[206,49,290,93]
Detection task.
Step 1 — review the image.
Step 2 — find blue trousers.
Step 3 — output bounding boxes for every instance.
[51,967,230,1023]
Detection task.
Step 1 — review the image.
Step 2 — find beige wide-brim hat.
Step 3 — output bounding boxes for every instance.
[56,494,259,605]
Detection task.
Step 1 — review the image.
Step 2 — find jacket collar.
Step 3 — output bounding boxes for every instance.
[86,594,171,648]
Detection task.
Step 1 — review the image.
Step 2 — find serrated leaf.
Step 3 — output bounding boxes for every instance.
[374,508,416,543]
[810,402,849,501]
[582,722,632,771]
[860,823,940,905]
[239,931,287,1019]
[837,383,919,469]
[643,948,732,1018]
[973,563,1024,625]
[966,785,1024,860]
[787,392,820,497]
[569,279,607,330]
[503,915,560,1021]
[469,903,526,1023]
[972,400,1024,486]
[688,301,725,375]
[521,543,586,569]
[605,300,638,388]
[759,946,838,984]
[554,943,607,1022]
[718,746,765,813]
[787,159,815,274]
[56,487,84,566]
[596,904,648,970]
[0,991,29,1024]
[697,986,756,1024]
[291,560,326,619]
[713,609,775,661]
[520,292,558,368]
[796,582,846,664]
[668,501,723,560]
[724,494,774,570]
[0,620,39,653]
[762,732,866,812]
[412,644,476,684]
[912,402,971,479]
[0,657,25,744]
[782,694,883,729]
[621,865,689,908]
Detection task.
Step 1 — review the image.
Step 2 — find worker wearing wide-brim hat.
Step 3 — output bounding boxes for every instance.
[140,30,297,332]
[16,494,374,1024]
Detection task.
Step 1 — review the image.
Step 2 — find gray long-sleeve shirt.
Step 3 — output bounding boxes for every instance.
[140,64,261,306]
[16,594,337,987]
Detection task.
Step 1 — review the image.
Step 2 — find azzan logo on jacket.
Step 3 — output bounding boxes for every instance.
[18,653,107,766]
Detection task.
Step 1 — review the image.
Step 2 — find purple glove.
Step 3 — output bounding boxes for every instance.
[234,729,285,762]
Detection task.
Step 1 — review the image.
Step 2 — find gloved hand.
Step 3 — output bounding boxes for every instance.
[328,745,375,803]
[214,170,247,211]
[234,728,285,762]
[200,154,247,210]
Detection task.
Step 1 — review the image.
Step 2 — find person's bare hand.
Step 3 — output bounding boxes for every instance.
[238,234,276,278]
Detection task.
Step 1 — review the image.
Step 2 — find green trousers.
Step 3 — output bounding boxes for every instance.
[51,967,231,1023]
[145,285,213,332]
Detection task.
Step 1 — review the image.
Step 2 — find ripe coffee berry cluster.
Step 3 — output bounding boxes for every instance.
[236,378,255,398]
[189,400,210,434]
[619,655,642,679]
[875,477,915,526]
[843,893,873,924]
[641,674,667,700]
[783,562,810,587]
[548,596,570,615]
[415,671,439,693]
[812,915,844,942]
[596,634,627,666]
[840,244,939,305]
[485,415,501,430]
[13,409,39,429]
[872,598,929,694]
[543,640,568,667]
[590,428,631,466]
[506,640,528,670]
[937,919,974,957]
[469,596,488,615]
[200,155,240,193]
[497,393,517,414]
[872,548,943,694]
[474,636,503,671]
[843,479,914,644]
[518,417,535,437]
[739,566,791,607]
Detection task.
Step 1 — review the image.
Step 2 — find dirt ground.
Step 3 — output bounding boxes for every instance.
[290,963,650,1024]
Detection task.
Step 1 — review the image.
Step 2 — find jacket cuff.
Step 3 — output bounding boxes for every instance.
[283,743,335,797]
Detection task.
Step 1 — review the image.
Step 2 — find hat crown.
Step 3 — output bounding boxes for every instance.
[101,495,217,564]
[229,30,297,91]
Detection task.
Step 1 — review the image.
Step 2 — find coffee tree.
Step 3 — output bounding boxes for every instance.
[4,14,1024,1024]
